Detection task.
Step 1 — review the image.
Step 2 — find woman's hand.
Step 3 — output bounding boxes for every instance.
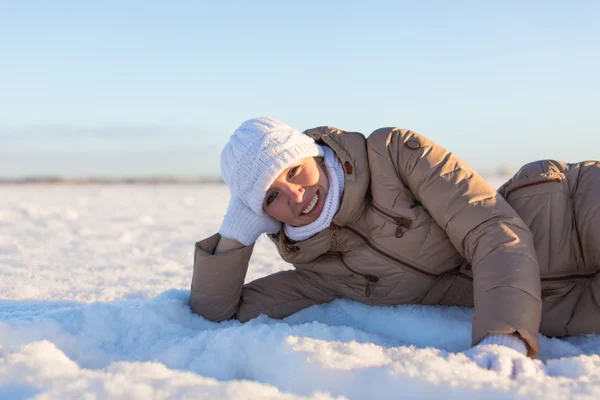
[464,334,546,378]
[219,196,281,246]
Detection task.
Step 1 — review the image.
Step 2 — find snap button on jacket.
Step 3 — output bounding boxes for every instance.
[343,161,353,175]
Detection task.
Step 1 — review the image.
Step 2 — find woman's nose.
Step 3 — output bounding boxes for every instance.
[284,183,304,203]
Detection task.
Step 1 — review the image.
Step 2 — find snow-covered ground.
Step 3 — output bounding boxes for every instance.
[1,182,600,399]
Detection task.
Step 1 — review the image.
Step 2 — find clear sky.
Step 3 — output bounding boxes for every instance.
[1,0,599,178]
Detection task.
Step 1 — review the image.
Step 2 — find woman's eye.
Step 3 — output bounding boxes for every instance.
[266,192,278,206]
[287,166,299,179]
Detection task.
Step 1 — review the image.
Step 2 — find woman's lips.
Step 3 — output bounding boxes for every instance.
[301,190,323,218]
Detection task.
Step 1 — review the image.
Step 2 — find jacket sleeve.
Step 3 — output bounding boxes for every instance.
[369,128,542,357]
[190,233,338,322]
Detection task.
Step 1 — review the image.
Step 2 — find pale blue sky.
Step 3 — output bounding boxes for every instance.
[1,0,599,178]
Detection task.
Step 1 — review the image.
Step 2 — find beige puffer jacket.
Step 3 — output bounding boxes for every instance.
[190,126,600,358]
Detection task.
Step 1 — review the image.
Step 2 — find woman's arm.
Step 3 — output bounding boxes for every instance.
[189,194,282,320]
[189,233,254,321]
[368,127,542,357]
[214,236,244,254]
[190,233,338,322]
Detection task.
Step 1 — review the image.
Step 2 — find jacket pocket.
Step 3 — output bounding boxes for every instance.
[370,199,420,239]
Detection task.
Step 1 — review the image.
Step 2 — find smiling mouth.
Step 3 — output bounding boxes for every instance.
[301,192,319,215]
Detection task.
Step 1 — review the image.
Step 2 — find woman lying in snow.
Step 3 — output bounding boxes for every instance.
[190,117,600,367]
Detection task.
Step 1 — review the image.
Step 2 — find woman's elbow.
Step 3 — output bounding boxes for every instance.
[189,291,239,322]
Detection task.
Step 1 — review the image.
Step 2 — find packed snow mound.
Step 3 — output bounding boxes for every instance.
[1,184,600,399]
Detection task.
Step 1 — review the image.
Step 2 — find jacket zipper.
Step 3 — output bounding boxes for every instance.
[331,222,441,280]
[505,178,562,196]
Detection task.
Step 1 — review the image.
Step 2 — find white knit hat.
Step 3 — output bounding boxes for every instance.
[221,117,324,216]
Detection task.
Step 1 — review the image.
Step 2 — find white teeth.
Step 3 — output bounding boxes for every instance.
[301,194,319,214]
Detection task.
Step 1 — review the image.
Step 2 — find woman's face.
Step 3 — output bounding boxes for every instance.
[263,157,329,227]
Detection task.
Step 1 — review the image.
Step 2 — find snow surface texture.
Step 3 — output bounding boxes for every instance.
[1,183,600,399]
